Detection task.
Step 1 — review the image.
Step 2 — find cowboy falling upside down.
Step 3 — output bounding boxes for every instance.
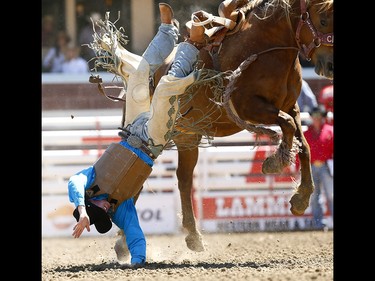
[67,3,211,267]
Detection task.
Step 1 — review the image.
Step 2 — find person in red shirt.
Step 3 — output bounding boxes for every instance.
[304,105,334,229]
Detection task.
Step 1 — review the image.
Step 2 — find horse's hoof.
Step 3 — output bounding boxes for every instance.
[289,193,309,216]
[114,238,130,261]
[262,155,283,174]
[185,233,205,252]
[290,206,305,216]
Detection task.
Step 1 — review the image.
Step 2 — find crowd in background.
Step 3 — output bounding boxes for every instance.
[42,11,100,73]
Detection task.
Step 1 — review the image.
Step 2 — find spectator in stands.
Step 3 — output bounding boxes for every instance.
[42,30,71,73]
[68,2,206,266]
[42,15,56,61]
[61,46,89,73]
[304,105,333,229]
[297,79,318,113]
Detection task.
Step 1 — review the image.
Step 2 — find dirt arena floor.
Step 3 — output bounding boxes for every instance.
[42,230,333,281]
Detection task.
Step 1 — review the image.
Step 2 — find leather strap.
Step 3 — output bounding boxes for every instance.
[89,74,126,102]
[191,10,236,30]
[118,128,157,160]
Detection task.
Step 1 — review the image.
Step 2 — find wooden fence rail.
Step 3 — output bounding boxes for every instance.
[42,114,310,195]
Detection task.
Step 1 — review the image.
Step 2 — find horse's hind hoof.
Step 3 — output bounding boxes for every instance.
[289,193,309,216]
[262,155,283,174]
[185,233,205,252]
[114,237,130,261]
[290,206,305,216]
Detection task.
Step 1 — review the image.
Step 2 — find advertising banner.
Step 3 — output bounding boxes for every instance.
[197,190,333,232]
[42,192,179,237]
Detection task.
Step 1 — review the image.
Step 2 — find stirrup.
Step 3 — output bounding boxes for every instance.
[185,10,236,41]
[186,10,236,31]
[185,15,207,49]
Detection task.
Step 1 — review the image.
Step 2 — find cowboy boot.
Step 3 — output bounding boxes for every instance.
[159,2,174,24]
[141,3,179,76]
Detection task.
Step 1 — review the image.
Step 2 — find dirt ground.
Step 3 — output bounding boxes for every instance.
[42,230,333,281]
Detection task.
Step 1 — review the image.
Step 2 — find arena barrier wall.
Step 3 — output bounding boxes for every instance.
[42,113,333,237]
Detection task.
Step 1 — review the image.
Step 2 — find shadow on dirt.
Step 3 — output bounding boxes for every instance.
[46,261,271,273]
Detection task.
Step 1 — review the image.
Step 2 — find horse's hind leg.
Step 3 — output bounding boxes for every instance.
[262,110,300,174]
[289,106,314,215]
[175,138,205,252]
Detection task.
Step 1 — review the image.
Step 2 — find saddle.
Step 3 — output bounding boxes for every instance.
[186,0,247,46]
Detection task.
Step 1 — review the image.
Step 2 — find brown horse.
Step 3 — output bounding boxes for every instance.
[149,0,333,252]
[104,0,333,255]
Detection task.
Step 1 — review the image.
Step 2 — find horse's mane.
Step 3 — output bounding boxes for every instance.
[316,0,333,12]
[240,0,295,18]
[240,0,333,22]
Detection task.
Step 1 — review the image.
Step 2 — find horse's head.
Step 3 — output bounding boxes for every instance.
[296,0,333,79]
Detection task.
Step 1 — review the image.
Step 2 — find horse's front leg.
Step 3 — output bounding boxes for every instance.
[262,110,300,174]
[289,106,314,215]
[175,139,205,252]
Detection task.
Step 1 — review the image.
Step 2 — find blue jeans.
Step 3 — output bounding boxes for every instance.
[128,43,199,145]
[142,24,198,78]
[168,42,199,78]
[310,163,333,228]
[142,23,179,76]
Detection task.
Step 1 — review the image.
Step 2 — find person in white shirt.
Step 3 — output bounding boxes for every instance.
[61,46,89,73]
[42,30,71,73]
